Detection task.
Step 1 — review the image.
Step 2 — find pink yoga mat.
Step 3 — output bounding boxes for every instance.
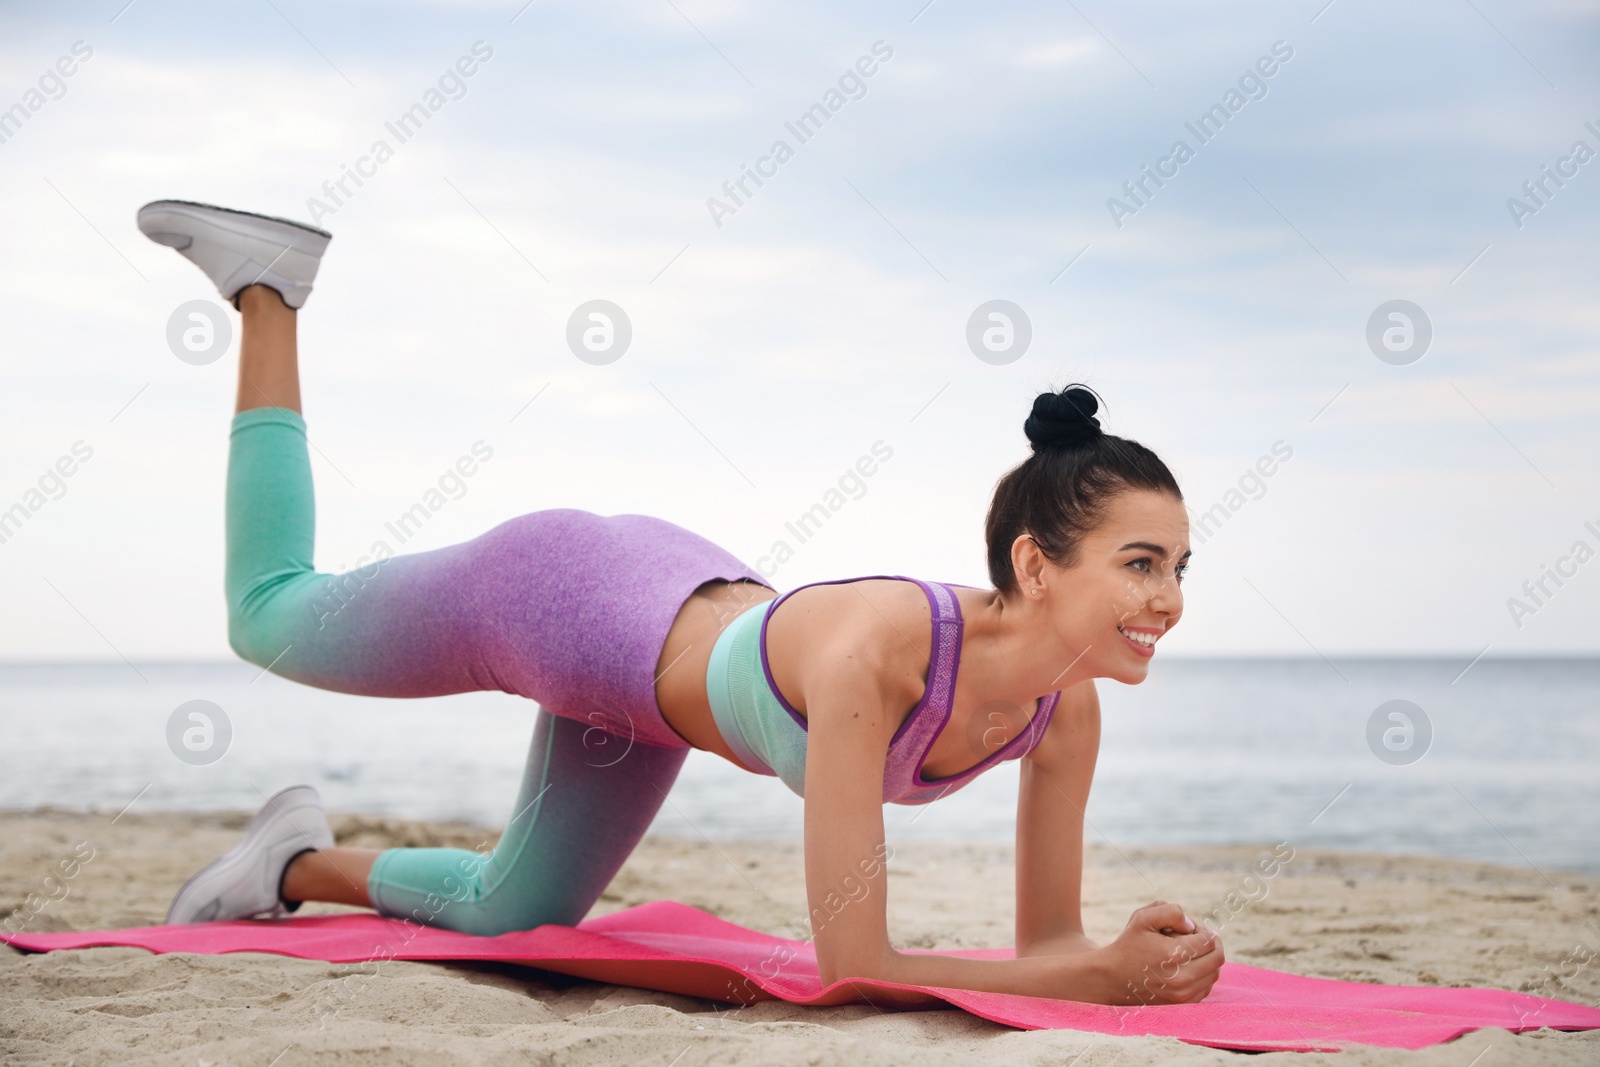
[6,900,1598,1053]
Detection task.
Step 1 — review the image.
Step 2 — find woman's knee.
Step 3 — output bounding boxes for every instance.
[225,572,330,668]
[225,595,297,668]
[226,611,277,668]
[408,897,582,937]
[372,854,583,936]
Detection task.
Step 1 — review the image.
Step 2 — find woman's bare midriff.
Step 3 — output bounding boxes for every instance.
[653,579,778,767]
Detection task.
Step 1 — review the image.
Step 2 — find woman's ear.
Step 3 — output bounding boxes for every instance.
[1010,533,1045,595]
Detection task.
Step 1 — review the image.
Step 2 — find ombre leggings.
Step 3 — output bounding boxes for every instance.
[226,407,764,934]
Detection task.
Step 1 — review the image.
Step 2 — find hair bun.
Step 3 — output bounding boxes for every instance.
[1024,386,1102,451]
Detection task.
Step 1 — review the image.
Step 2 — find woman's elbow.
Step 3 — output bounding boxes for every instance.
[815,936,895,987]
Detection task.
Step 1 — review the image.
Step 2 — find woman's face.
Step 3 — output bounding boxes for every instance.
[1027,488,1190,686]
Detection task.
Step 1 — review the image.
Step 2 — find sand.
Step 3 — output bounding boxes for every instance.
[2,807,1597,1065]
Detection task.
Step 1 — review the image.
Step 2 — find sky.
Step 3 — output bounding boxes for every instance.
[1,0,1597,661]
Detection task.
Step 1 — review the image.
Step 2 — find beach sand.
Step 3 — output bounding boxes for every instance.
[2,808,1596,1065]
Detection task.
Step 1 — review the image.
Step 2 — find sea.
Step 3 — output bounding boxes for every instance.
[1,657,1595,874]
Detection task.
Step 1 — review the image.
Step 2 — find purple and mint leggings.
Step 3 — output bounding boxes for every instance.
[226,407,766,934]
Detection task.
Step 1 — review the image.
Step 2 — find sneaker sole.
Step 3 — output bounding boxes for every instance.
[137,199,331,241]
[136,200,332,270]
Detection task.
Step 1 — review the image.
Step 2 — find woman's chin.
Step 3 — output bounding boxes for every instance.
[1106,656,1153,685]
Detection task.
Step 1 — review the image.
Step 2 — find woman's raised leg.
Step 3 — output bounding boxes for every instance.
[143,202,753,930]
[223,302,513,699]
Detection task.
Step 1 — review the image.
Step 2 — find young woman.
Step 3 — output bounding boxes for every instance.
[137,200,1221,1006]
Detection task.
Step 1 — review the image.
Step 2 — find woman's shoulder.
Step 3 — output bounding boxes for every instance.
[768,572,934,662]
[767,576,936,706]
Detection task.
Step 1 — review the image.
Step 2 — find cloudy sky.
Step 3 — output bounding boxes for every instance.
[2,0,1597,661]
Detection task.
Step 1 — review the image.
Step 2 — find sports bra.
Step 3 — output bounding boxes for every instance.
[704,575,1062,805]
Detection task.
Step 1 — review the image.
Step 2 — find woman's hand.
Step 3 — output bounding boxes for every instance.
[1098,900,1225,1005]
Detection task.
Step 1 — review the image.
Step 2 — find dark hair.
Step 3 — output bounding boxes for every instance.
[985,385,1182,593]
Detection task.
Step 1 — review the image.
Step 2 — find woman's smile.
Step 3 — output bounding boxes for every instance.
[1117,624,1163,656]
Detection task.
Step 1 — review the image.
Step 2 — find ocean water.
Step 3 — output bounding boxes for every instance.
[1,658,1595,874]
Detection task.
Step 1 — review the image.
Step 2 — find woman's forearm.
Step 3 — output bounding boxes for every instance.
[872,944,1115,1003]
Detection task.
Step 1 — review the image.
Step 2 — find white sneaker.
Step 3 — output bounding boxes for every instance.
[136,199,331,309]
[165,785,335,924]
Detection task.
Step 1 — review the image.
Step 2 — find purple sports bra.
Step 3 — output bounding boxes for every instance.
[757,575,1062,805]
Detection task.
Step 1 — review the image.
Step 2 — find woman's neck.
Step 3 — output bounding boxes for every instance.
[955,587,1093,701]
